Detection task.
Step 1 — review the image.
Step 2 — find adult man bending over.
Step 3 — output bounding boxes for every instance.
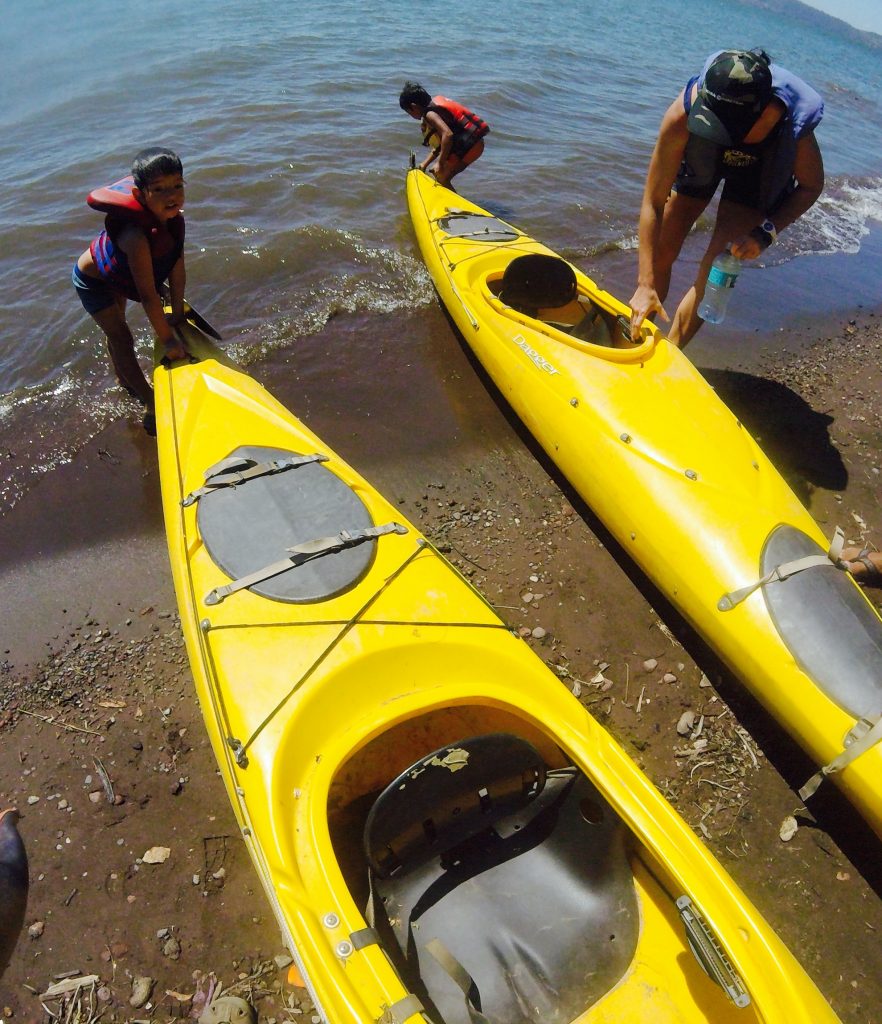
[629,49,824,348]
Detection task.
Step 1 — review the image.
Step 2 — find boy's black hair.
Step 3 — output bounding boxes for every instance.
[399,81,431,112]
[131,147,183,188]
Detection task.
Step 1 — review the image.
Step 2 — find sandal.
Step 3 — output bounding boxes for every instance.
[840,545,882,584]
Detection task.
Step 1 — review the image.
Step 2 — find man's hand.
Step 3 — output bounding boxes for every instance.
[628,285,669,338]
[730,234,765,261]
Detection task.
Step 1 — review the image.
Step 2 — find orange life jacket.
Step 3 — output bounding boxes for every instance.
[426,96,489,156]
[87,175,155,227]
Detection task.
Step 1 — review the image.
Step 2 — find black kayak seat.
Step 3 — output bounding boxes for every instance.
[364,733,639,1024]
[500,254,577,317]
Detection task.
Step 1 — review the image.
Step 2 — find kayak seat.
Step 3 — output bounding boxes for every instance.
[364,733,639,1024]
[498,255,616,345]
[761,525,882,720]
[500,254,576,318]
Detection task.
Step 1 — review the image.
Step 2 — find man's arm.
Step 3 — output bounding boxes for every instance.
[628,94,689,334]
[731,132,825,259]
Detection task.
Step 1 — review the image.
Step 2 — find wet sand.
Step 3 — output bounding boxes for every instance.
[1,303,881,1021]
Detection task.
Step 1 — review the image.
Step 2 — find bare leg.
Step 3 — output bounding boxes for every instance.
[654,192,711,310]
[432,164,458,191]
[670,199,763,349]
[89,296,154,409]
[434,140,484,191]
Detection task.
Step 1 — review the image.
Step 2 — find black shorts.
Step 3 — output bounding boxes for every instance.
[674,171,796,212]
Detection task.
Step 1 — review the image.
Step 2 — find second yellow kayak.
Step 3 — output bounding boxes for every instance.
[406,166,882,838]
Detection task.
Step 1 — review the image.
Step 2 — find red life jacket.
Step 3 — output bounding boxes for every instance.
[86,176,184,301]
[87,175,155,227]
[427,96,489,156]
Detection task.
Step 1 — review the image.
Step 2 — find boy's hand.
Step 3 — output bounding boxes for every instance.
[163,334,188,363]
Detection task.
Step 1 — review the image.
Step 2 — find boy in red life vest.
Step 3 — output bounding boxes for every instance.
[72,147,188,435]
[399,82,489,189]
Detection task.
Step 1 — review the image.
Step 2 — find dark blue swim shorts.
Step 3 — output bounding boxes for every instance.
[72,263,117,315]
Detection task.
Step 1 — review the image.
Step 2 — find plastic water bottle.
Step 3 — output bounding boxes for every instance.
[698,250,741,324]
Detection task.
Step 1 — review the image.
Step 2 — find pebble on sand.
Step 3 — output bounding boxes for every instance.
[676,711,696,736]
[130,976,154,1008]
[779,816,799,842]
[142,846,171,864]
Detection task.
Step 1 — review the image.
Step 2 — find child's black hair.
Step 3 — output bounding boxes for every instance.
[131,147,183,188]
[399,81,431,112]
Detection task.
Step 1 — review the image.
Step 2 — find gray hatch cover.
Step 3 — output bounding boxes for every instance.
[438,212,520,242]
[197,445,375,603]
[762,524,882,719]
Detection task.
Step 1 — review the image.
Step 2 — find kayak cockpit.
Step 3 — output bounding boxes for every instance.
[481,254,655,359]
[363,732,639,1024]
[329,706,754,1023]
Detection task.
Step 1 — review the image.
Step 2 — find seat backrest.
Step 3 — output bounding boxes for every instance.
[500,254,577,314]
[364,733,546,878]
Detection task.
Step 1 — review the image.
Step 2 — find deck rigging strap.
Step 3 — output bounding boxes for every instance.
[232,540,428,765]
[717,527,845,611]
[204,523,408,605]
[449,282,479,329]
[378,994,428,1024]
[799,715,882,800]
[181,453,328,506]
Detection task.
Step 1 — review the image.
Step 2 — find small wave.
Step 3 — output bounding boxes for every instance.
[210,225,435,365]
[0,367,135,512]
[767,176,882,264]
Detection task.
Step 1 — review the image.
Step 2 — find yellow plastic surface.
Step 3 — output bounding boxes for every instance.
[406,167,882,839]
[154,326,840,1022]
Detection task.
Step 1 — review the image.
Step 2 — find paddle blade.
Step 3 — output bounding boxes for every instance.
[185,304,223,341]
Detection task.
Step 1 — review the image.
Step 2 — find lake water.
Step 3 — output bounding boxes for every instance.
[2,0,881,509]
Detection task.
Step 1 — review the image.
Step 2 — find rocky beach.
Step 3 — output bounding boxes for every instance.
[1,306,881,1023]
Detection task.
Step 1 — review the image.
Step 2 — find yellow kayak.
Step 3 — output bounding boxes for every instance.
[155,324,840,1023]
[406,167,882,840]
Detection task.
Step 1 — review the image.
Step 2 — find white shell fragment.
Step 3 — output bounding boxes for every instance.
[676,711,696,736]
